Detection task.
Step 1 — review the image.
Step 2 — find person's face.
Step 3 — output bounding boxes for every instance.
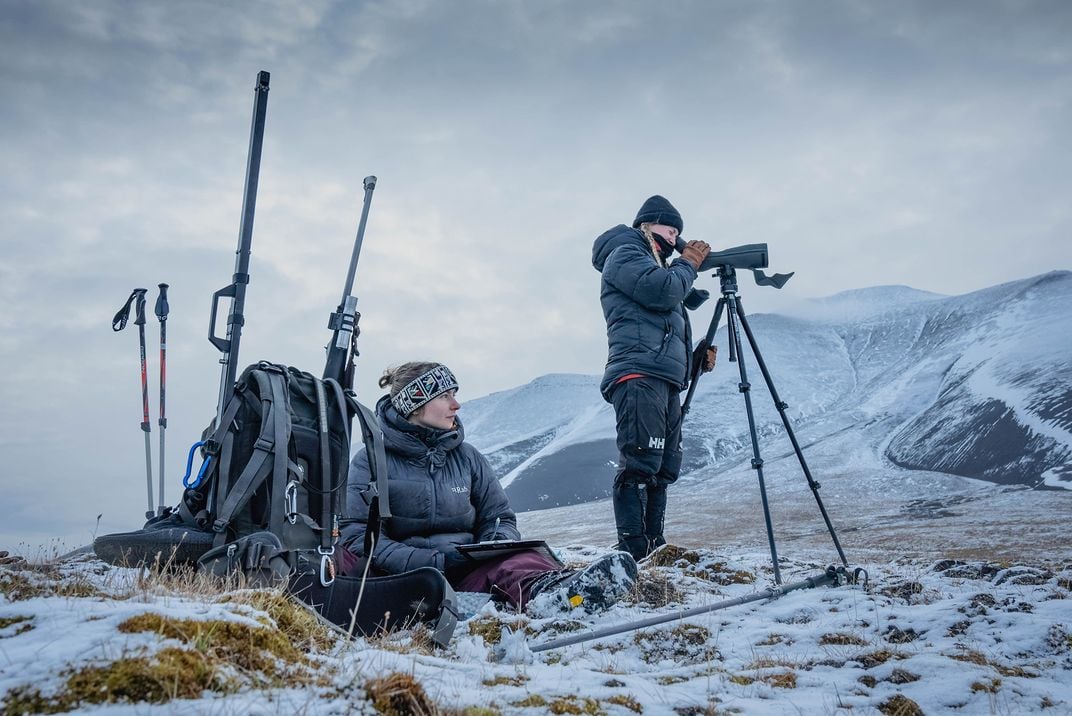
[648,223,679,244]
[411,390,460,430]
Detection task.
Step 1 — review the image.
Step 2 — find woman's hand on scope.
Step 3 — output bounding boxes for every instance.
[680,240,711,270]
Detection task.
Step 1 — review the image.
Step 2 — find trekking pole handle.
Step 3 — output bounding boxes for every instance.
[133,288,147,326]
[112,288,147,331]
[155,283,170,321]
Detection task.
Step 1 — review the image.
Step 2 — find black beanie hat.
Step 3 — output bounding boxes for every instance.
[633,195,683,235]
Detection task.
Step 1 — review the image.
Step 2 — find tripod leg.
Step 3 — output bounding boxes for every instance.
[680,297,726,420]
[725,296,783,584]
[734,299,849,567]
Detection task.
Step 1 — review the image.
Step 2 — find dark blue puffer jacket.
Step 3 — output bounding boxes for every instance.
[592,224,698,399]
[340,396,520,575]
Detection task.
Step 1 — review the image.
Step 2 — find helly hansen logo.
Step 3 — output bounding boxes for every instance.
[648,436,665,450]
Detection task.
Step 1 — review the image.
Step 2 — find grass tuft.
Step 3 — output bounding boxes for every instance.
[117,611,309,684]
[634,623,719,664]
[482,674,529,687]
[0,615,34,636]
[818,632,868,646]
[1,646,233,714]
[510,694,547,707]
[631,569,686,607]
[221,590,334,652]
[365,671,439,715]
[548,696,605,714]
[607,693,644,713]
[877,693,923,716]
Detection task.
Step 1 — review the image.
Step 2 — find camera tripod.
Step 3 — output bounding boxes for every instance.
[681,265,848,585]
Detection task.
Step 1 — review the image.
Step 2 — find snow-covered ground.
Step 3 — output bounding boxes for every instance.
[1,547,1069,714]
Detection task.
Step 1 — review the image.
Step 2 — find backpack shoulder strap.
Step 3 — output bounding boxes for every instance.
[265,368,293,539]
[312,376,334,556]
[344,391,389,559]
[325,378,351,515]
[211,369,288,547]
[349,394,390,519]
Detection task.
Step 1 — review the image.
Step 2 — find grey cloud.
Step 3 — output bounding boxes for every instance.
[1,0,1069,552]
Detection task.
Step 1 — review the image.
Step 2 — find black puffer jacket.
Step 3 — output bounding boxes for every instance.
[592,224,699,399]
[340,396,520,575]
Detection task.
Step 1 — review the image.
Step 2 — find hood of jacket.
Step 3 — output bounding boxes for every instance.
[375,394,464,471]
[592,224,650,273]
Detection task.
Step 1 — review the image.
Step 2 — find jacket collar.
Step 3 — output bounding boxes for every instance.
[375,395,464,467]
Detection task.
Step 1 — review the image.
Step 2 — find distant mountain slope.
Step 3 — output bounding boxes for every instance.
[881,272,1072,487]
[462,272,1072,512]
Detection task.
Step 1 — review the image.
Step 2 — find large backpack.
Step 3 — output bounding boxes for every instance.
[93,360,459,646]
[179,361,351,578]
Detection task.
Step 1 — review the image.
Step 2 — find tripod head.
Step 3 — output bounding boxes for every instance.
[679,241,794,416]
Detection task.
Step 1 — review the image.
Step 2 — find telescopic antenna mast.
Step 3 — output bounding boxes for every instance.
[208,70,270,423]
[323,175,377,388]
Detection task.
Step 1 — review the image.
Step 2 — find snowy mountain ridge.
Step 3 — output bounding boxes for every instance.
[462,272,1072,514]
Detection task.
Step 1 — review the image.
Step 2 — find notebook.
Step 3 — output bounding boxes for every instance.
[456,539,564,568]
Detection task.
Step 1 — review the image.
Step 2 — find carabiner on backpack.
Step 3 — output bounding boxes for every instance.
[319,545,336,587]
[285,480,300,524]
[182,441,213,489]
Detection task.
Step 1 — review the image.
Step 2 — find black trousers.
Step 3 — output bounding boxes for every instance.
[608,376,682,559]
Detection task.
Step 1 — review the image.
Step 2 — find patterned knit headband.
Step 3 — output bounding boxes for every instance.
[391,365,459,417]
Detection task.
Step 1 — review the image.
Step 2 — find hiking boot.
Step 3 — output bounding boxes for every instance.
[93,512,214,568]
[525,552,638,616]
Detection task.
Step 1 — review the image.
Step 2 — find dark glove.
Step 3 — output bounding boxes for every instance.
[684,288,710,310]
[692,342,717,373]
[442,547,467,572]
[679,240,711,270]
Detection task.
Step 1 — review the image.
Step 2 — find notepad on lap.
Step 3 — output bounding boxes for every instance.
[456,539,564,568]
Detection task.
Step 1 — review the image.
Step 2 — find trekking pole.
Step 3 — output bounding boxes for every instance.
[523,566,867,655]
[112,288,154,519]
[154,283,170,516]
[208,70,270,425]
[324,175,377,388]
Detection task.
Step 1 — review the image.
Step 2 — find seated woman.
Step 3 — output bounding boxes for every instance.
[340,361,638,613]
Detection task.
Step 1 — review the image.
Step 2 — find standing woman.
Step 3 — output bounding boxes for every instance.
[592,196,715,560]
[340,361,638,613]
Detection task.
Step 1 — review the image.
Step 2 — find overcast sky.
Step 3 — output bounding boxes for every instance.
[2,0,1070,551]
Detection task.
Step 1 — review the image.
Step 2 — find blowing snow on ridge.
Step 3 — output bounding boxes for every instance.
[466,272,1072,511]
[461,273,1071,563]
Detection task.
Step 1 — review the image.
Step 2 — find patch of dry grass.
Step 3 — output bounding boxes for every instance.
[0,557,343,714]
[877,693,923,716]
[1,646,234,714]
[365,671,439,715]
